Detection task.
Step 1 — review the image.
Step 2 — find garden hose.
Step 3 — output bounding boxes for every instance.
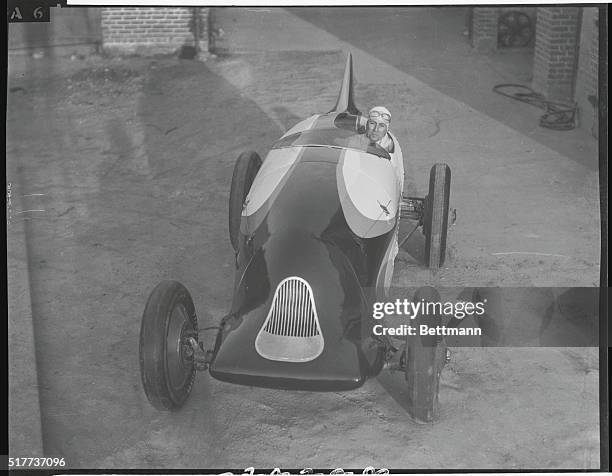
[493,84,577,131]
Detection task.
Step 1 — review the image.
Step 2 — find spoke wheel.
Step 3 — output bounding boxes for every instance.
[498,11,533,48]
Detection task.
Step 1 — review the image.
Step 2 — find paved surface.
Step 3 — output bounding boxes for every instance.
[7,176,45,457]
[7,7,600,470]
[289,7,598,169]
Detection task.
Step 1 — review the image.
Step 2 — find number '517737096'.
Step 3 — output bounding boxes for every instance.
[8,457,66,468]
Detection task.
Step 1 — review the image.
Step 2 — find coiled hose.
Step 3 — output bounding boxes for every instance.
[493,84,578,131]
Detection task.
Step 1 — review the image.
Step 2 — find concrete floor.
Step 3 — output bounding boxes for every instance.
[7,7,601,470]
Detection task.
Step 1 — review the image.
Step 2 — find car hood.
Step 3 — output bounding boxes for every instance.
[209,228,380,390]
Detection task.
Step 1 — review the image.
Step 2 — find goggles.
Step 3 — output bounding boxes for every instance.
[367,120,388,130]
[368,110,391,122]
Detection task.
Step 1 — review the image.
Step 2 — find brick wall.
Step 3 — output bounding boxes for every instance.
[101,7,208,55]
[532,7,581,102]
[574,7,599,135]
[471,7,499,52]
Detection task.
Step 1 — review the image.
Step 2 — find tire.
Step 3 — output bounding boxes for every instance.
[405,286,447,423]
[229,151,262,251]
[424,163,451,268]
[140,280,198,411]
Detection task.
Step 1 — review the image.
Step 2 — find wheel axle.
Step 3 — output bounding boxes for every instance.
[400,196,425,222]
[184,336,213,371]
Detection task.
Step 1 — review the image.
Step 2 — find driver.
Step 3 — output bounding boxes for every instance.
[364,106,402,295]
[365,106,394,153]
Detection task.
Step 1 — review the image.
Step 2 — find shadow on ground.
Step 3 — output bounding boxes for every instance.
[8,55,284,465]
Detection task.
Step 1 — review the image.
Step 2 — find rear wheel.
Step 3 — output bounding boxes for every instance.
[139,281,198,411]
[229,151,262,251]
[424,163,451,268]
[405,286,447,423]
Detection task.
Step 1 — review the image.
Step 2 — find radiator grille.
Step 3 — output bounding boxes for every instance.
[255,277,324,362]
[264,277,319,337]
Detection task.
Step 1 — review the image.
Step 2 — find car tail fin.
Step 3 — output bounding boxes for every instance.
[329,52,361,115]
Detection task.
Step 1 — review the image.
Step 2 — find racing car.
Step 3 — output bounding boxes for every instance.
[139,54,452,423]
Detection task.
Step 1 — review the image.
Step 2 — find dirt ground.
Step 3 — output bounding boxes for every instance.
[7,7,602,471]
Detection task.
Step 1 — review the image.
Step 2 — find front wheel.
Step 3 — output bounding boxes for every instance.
[139,280,198,411]
[405,286,447,423]
[424,163,451,268]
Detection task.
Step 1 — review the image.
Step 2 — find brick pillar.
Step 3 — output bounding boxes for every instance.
[101,7,209,56]
[532,7,581,102]
[471,7,499,52]
[587,9,600,138]
[574,8,599,136]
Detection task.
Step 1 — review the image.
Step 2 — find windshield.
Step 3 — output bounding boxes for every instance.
[272,113,391,160]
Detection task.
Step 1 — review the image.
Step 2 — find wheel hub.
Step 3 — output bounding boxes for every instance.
[166,305,196,391]
[182,336,212,371]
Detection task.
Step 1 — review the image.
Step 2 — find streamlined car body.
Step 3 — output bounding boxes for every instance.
[139,54,452,422]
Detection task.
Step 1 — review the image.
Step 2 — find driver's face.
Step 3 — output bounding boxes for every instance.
[366,119,388,142]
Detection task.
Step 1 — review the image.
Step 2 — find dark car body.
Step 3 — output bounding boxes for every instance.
[209,58,405,390]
